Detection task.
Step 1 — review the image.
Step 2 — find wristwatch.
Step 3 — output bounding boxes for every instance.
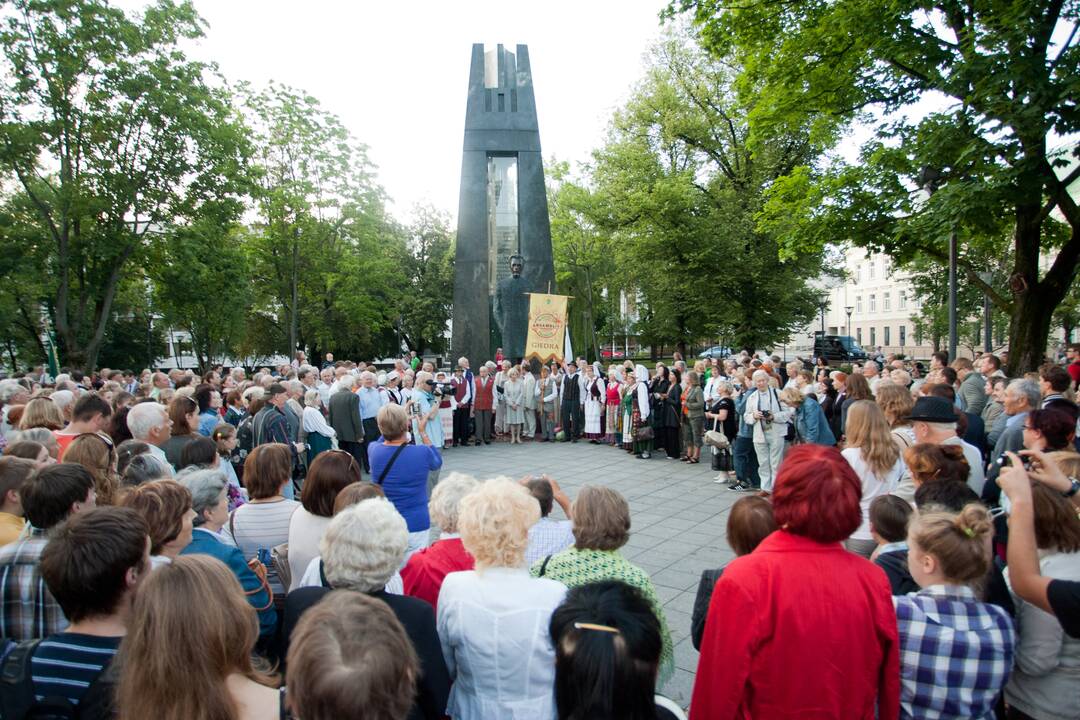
[1064,476,1080,499]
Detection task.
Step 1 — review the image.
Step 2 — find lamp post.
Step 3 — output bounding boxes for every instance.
[818,296,828,336]
[918,165,957,362]
[977,271,993,353]
[845,306,854,339]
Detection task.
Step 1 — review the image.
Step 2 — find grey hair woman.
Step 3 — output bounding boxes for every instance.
[174,466,276,637]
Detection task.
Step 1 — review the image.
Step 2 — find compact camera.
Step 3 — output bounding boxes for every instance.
[995,454,1033,471]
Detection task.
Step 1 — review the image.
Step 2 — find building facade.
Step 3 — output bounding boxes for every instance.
[821,248,934,358]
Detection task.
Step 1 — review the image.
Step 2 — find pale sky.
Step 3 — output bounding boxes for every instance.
[172,1,672,223]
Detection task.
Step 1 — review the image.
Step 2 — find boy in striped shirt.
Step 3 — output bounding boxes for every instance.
[30,506,150,706]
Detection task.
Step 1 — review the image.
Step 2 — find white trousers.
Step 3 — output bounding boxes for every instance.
[753,435,786,492]
[524,407,537,437]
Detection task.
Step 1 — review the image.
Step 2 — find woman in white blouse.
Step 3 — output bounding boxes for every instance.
[839,400,904,557]
[437,478,567,720]
[302,389,336,464]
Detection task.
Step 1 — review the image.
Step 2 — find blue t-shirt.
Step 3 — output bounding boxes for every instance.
[368,439,442,532]
[31,632,120,704]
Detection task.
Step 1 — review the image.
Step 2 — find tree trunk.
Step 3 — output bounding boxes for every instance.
[1007,287,1055,374]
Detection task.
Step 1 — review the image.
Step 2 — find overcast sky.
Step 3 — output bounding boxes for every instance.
[170,1,671,223]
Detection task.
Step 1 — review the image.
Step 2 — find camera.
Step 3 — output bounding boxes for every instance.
[995,454,1033,471]
[761,410,774,423]
[432,382,454,398]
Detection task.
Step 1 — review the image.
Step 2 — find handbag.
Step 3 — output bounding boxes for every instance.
[634,425,655,442]
[228,511,275,612]
[704,415,730,450]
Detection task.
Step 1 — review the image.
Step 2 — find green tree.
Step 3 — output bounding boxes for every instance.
[152,219,253,369]
[673,0,1080,373]
[243,83,405,360]
[548,160,613,362]
[586,28,827,354]
[0,0,249,371]
[398,205,455,356]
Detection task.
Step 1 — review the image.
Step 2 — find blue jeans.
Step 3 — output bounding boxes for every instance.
[733,435,760,488]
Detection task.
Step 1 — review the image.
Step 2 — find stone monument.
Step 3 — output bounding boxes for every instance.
[493,254,529,360]
[451,43,554,366]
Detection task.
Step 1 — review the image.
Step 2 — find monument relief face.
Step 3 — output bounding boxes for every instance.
[451,43,554,366]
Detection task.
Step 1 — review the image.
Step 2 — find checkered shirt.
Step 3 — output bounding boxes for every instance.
[894,584,1015,720]
[525,517,575,566]
[0,527,67,641]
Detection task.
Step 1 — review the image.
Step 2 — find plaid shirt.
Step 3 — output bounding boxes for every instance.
[0,527,67,641]
[525,517,575,566]
[894,584,1015,720]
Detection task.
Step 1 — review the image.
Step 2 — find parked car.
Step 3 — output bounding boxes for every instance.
[698,346,732,359]
[601,349,626,359]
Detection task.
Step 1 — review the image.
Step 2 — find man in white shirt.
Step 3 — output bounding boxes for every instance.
[126,402,174,474]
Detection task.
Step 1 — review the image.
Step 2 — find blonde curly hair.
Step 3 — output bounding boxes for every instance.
[457,477,539,571]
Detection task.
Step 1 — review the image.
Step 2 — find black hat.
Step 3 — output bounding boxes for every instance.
[909,396,956,423]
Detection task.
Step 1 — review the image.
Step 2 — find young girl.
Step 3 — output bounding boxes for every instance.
[211,423,246,510]
[895,503,1015,719]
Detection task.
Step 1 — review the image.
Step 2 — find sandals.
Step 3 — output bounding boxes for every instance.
[688,458,700,464]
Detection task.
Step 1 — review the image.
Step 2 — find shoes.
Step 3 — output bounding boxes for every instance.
[729,482,751,492]
[484,441,491,445]
[714,477,731,484]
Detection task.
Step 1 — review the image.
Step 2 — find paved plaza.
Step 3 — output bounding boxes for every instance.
[440,438,739,705]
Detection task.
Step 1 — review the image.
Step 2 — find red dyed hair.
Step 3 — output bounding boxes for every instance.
[772,444,862,543]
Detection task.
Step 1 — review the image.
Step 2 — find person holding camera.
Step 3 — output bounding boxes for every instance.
[409,371,445,492]
[743,369,792,493]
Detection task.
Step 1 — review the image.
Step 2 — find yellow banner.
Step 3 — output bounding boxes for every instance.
[524,293,569,364]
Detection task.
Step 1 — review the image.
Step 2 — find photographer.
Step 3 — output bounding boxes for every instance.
[409,371,445,492]
[743,369,792,492]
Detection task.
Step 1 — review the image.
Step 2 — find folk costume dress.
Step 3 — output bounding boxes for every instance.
[583,376,605,439]
[605,380,622,445]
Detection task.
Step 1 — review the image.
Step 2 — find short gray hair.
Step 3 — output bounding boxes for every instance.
[321,498,408,592]
[336,375,357,392]
[51,390,74,411]
[429,472,480,534]
[1007,378,1041,411]
[304,389,321,408]
[127,402,168,440]
[175,467,227,526]
[0,380,25,404]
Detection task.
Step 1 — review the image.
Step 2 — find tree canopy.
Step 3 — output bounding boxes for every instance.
[670,0,1080,372]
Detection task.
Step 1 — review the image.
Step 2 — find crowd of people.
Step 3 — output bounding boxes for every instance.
[0,341,1076,719]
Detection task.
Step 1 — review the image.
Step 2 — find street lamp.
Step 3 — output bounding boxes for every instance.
[918,165,957,362]
[977,271,994,353]
[845,306,854,338]
[818,295,829,336]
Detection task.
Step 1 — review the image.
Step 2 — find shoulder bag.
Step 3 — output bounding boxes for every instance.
[375,443,408,485]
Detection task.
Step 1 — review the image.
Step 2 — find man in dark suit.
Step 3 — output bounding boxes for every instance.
[328,376,364,467]
[560,361,582,442]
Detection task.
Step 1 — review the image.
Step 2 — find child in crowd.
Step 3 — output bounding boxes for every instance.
[211,423,245,510]
[894,503,1015,720]
[870,494,916,595]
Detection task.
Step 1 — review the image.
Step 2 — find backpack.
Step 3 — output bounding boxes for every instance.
[236,414,256,456]
[0,640,115,720]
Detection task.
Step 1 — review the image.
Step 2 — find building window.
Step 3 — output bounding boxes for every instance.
[884,292,891,311]
[899,291,907,310]
[869,262,875,280]
[870,327,876,347]
[857,327,863,344]
[856,296,863,314]
[869,294,876,313]
[899,325,906,347]
[884,326,891,346]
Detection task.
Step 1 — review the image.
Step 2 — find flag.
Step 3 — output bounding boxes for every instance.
[524,293,570,364]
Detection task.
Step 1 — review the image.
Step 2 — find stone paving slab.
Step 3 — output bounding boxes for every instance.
[439,437,740,707]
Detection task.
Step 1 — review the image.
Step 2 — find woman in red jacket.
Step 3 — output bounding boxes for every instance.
[690,444,900,720]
